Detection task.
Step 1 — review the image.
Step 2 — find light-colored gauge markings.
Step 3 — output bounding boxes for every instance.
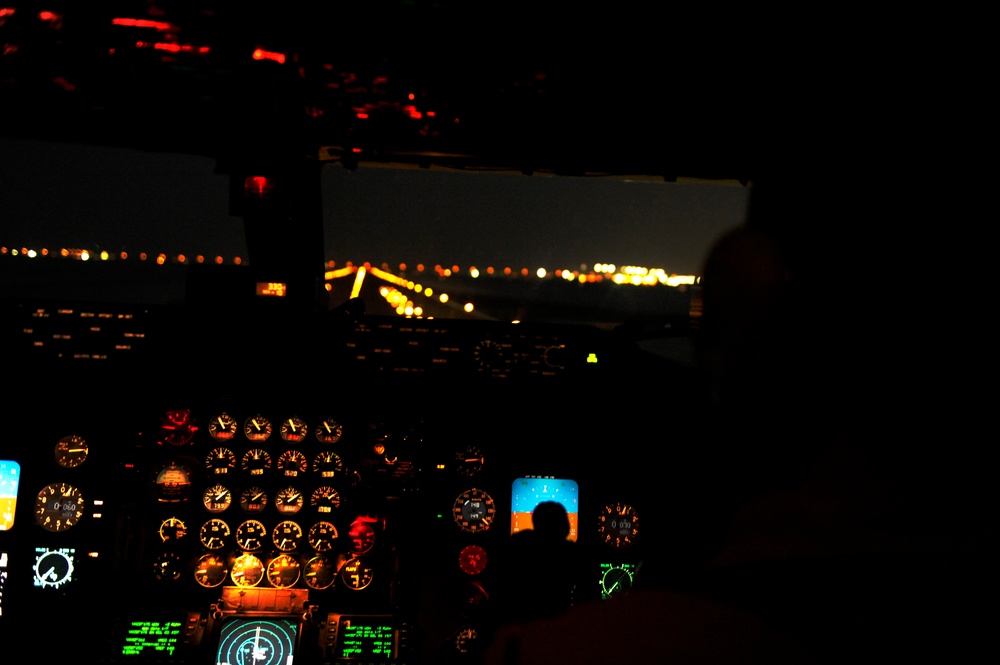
[274,486,304,514]
[315,418,343,444]
[244,415,272,441]
[236,519,267,551]
[230,553,264,586]
[202,484,232,513]
[266,553,301,588]
[303,555,337,590]
[199,518,230,550]
[207,413,237,441]
[158,516,187,542]
[193,553,228,588]
[310,485,341,514]
[34,483,84,532]
[205,447,236,475]
[277,449,307,477]
[308,521,339,552]
[241,449,272,475]
[452,488,496,533]
[279,416,309,443]
[272,520,303,551]
[54,435,89,468]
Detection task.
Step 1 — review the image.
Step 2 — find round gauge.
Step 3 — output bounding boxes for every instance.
[153,552,183,581]
[600,565,634,599]
[307,521,339,552]
[202,484,232,513]
[267,553,302,588]
[272,520,303,552]
[33,549,74,588]
[598,502,639,549]
[244,415,273,441]
[34,483,84,532]
[454,626,480,655]
[205,447,236,476]
[453,488,496,534]
[348,520,376,554]
[279,416,309,443]
[230,553,264,587]
[303,555,337,590]
[274,487,304,514]
[207,412,237,441]
[54,435,89,468]
[312,451,343,479]
[310,486,341,514]
[239,487,268,513]
[160,409,197,446]
[199,518,230,550]
[193,553,228,588]
[236,519,267,551]
[241,449,272,476]
[458,544,488,575]
[277,449,307,477]
[315,418,343,444]
[340,557,374,590]
[158,516,187,542]
[455,444,485,477]
[154,462,192,502]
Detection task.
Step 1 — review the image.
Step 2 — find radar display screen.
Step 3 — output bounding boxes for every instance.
[216,617,298,665]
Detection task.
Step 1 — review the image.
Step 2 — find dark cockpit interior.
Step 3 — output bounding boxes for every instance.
[0,4,992,664]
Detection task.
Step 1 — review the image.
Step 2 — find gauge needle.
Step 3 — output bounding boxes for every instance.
[41,566,56,580]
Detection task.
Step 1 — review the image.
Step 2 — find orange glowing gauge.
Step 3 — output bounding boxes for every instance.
[266,554,301,588]
[279,416,309,443]
[597,502,639,548]
[34,483,84,532]
[453,489,496,534]
[458,545,488,575]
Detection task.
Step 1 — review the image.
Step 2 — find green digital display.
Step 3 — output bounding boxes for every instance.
[337,619,396,660]
[121,620,183,657]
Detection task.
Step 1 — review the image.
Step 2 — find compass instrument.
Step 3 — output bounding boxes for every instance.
[54,435,89,468]
[193,553,228,588]
[279,416,308,443]
[243,415,272,441]
[202,484,232,513]
[266,553,301,588]
[453,488,496,533]
[199,518,230,550]
[207,412,237,441]
[34,483,84,532]
[230,553,264,587]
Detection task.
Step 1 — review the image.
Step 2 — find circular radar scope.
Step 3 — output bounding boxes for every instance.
[215,618,298,665]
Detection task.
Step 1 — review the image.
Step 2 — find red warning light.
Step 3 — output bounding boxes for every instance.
[244,176,275,199]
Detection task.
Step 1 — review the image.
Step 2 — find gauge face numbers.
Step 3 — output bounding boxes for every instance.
[153,552,183,581]
[279,416,309,443]
[202,484,232,513]
[278,449,307,477]
[54,435,89,468]
[34,483,84,532]
[275,486,304,514]
[239,487,268,513]
[312,451,343,478]
[207,412,237,441]
[315,418,343,444]
[236,519,267,551]
[194,553,228,588]
[310,486,341,514]
[158,517,187,542]
[340,557,374,590]
[458,545,488,575]
[304,555,337,590]
[241,449,272,476]
[199,518,230,550]
[455,445,485,477]
[308,521,339,552]
[600,563,635,599]
[244,415,272,442]
[453,489,496,533]
[33,549,75,588]
[205,447,236,475]
[267,554,302,588]
[231,553,264,587]
[272,520,303,552]
[598,502,639,548]
[348,521,376,554]
[161,409,197,446]
[454,626,480,655]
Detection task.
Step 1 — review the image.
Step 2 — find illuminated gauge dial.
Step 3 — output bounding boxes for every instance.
[236,519,267,551]
[458,544,488,575]
[279,416,309,443]
[207,412,237,441]
[303,555,337,590]
[160,409,197,446]
[600,564,634,599]
[348,520,376,554]
[241,448,272,476]
[230,553,264,587]
[312,451,343,479]
[267,553,302,588]
[33,549,74,588]
[272,520,303,552]
[315,418,344,444]
[277,449,308,477]
[243,415,272,441]
[274,487,304,515]
[340,557,374,590]
[310,486,341,514]
[205,447,236,476]
[193,553,228,588]
[453,488,496,534]
[598,502,639,548]
[199,518,230,550]
[307,521,339,552]
[202,484,232,513]
[455,444,485,477]
[158,516,187,542]
[153,552,183,581]
[454,626,480,655]
[34,483,84,532]
[54,435,89,468]
[154,462,192,502]
[239,486,268,513]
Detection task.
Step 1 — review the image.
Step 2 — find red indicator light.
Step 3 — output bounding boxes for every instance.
[244,176,274,199]
[251,48,286,65]
[111,18,175,31]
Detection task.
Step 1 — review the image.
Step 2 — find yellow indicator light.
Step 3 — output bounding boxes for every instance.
[587,353,598,364]
[351,267,367,299]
